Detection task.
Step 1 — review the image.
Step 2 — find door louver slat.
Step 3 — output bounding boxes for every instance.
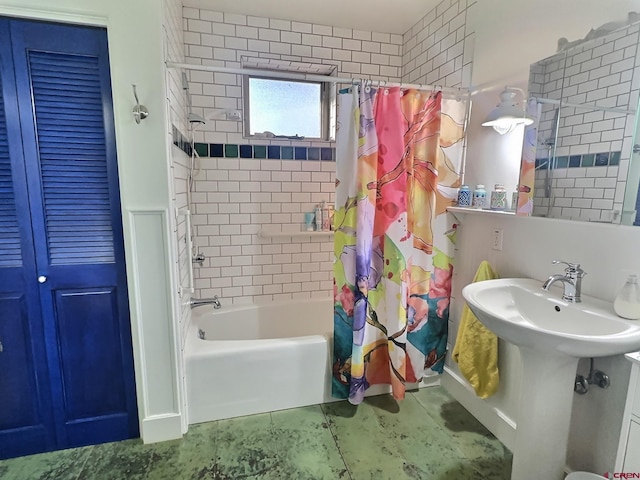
[29,51,115,265]
[0,74,22,268]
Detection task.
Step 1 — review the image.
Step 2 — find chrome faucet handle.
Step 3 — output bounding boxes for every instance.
[552,260,585,276]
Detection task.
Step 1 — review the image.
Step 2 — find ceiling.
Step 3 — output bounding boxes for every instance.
[181,0,441,35]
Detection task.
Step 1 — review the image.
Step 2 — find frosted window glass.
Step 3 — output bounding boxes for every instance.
[248,77,322,138]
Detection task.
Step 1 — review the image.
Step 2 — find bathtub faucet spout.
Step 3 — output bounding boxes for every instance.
[190,295,222,309]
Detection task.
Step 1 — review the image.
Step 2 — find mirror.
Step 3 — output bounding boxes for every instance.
[526,15,640,224]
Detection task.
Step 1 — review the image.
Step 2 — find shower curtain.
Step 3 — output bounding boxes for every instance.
[332,85,466,404]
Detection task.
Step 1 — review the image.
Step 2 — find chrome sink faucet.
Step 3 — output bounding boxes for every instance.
[190,295,222,309]
[542,260,586,303]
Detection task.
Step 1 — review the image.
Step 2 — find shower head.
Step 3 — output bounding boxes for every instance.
[182,73,205,126]
[188,112,205,125]
[204,109,242,121]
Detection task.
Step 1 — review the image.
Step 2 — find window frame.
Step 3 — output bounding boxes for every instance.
[242,74,332,141]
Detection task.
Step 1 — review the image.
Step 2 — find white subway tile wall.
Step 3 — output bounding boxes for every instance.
[402,0,475,87]
[531,23,640,222]
[182,8,404,146]
[182,0,474,305]
[534,165,621,222]
[191,157,336,305]
[164,0,192,343]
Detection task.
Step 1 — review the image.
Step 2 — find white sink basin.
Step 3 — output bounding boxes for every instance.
[462,277,640,358]
[461,277,640,479]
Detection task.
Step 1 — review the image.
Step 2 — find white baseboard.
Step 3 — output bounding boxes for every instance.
[140,413,183,444]
[441,366,516,450]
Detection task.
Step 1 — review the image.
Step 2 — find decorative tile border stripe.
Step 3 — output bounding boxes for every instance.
[535,151,621,169]
[172,125,193,157]
[194,142,336,161]
[170,128,337,162]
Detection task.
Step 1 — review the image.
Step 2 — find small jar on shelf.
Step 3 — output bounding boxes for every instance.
[457,185,471,207]
[472,185,486,208]
[490,184,507,211]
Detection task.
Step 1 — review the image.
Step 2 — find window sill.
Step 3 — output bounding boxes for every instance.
[243,135,334,143]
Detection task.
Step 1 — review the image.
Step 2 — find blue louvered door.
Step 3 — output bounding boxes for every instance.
[0,18,138,458]
[0,18,57,458]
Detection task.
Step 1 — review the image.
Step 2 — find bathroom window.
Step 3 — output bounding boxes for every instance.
[243,75,332,140]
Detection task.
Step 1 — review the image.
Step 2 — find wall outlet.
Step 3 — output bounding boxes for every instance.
[492,228,503,251]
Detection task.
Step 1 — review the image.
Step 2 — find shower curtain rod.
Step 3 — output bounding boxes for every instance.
[534,97,636,115]
[166,61,470,96]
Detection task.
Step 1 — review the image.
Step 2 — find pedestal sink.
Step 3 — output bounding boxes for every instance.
[462,278,640,480]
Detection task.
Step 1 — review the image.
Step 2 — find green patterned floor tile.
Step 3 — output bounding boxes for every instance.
[143,421,219,479]
[420,461,498,480]
[0,445,93,480]
[367,393,482,478]
[58,422,219,480]
[412,387,512,477]
[412,386,488,436]
[75,438,160,479]
[174,421,219,477]
[271,404,331,431]
[467,455,513,480]
[322,398,401,476]
[409,385,452,407]
[1,387,513,480]
[412,387,511,461]
[325,395,457,479]
[270,405,350,480]
[213,413,280,479]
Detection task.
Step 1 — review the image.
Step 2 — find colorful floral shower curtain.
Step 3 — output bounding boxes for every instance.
[333,86,466,404]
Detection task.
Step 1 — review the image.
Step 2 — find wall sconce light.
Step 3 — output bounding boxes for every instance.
[482,86,534,135]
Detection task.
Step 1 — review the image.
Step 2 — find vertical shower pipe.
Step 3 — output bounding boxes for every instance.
[458,94,473,186]
[176,207,194,299]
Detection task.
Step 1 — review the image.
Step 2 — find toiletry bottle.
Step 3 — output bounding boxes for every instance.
[322,201,330,231]
[472,184,486,208]
[314,204,322,232]
[304,212,315,231]
[614,275,640,320]
[328,203,335,231]
[511,185,519,212]
[490,184,507,210]
[457,185,471,207]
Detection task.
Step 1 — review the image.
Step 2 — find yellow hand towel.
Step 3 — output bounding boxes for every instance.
[452,260,499,398]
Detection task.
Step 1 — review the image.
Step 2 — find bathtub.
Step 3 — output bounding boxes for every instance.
[185,297,334,424]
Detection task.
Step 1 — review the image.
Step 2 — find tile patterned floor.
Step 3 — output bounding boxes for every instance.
[0,386,512,480]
